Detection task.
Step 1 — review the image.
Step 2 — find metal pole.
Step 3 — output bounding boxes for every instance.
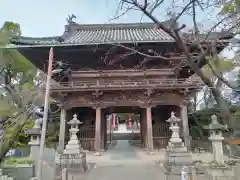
[36,47,53,180]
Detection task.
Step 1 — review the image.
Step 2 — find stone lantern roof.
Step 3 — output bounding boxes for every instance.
[68,114,83,125]
[24,128,41,135]
[204,115,227,130]
[166,112,181,123]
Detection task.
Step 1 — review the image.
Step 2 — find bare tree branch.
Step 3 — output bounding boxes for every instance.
[117,0,236,125]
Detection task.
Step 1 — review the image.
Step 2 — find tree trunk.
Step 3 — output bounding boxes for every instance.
[193,95,197,112]
[195,69,233,127]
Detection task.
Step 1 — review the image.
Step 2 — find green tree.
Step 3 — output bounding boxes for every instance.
[0,21,39,163]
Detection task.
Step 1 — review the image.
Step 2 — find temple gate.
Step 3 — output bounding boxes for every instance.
[11,17,231,155]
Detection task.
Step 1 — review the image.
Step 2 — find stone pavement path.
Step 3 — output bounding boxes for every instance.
[86,140,166,180]
[87,163,166,180]
[108,140,141,160]
[85,140,213,180]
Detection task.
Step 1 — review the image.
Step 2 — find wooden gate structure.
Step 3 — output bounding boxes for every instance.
[11,17,232,154]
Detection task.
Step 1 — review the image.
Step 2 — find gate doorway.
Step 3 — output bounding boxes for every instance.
[112,124,140,140]
[107,109,141,141]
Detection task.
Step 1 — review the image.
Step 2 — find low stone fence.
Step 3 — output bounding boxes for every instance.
[0,169,14,180]
[0,168,36,180]
[1,165,34,180]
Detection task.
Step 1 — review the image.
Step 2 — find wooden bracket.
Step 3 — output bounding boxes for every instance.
[92,101,107,109]
[144,88,154,98]
[92,90,103,99]
[139,99,152,108]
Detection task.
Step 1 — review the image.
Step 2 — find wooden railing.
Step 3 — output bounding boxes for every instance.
[50,78,202,91]
[71,68,175,78]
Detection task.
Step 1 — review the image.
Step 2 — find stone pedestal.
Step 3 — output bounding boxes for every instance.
[163,112,191,174]
[60,114,87,172]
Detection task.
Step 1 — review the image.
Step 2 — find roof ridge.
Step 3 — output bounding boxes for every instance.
[12,36,60,40]
[75,22,156,30]
[65,19,175,31]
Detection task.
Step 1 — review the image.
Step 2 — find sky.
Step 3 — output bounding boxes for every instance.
[0,0,221,37]
[1,0,146,37]
[0,0,236,57]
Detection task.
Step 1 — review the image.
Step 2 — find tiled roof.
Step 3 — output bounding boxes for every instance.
[11,36,61,45]
[65,23,175,44]
[11,22,232,46]
[182,32,232,42]
[12,23,175,45]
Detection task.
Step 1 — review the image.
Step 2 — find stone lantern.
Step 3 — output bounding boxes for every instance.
[195,116,236,179]
[64,114,83,154]
[25,117,42,161]
[206,115,226,164]
[163,112,191,174]
[60,114,87,172]
[166,112,183,146]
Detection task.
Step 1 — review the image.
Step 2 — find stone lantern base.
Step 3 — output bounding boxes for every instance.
[163,112,192,174]
[59,114,88,173]
[163,143,192,174]
[60,152,88,173]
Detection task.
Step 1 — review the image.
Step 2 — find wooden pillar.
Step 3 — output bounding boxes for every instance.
[58,106,66,153]
[94,106,101,156]
[143,109,148,148]
[180,102,191,148]
[140,108,147,149]
[100,110,105,151]
[146,106,154,154]
[104,113,107,150]
[140,110,144,147]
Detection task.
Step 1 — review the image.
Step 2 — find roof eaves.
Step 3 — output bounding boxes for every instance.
[5,39,176,49]
[10,36,63,45]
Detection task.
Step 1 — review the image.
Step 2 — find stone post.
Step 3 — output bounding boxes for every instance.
[180,103,191,148]
[94,106,101,156]
[146,106,154,155]
[58,106,66,153]
[207,115,226,164]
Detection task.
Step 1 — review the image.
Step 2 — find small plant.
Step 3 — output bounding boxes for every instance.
[3,157,34,166]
